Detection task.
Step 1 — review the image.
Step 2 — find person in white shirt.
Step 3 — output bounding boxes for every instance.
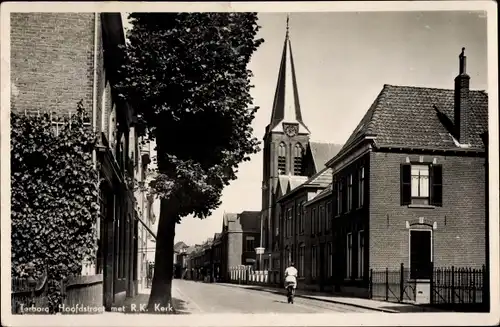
[284,262,298,290]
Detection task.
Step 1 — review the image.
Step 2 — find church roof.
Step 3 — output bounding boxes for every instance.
[267,16,309,135]
[308,142,343,172]
[277,167,333,203]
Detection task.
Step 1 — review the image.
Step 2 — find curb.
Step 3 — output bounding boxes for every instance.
[218,283,397,313]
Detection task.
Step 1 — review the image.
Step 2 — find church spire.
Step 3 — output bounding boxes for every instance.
[268,14,309,135]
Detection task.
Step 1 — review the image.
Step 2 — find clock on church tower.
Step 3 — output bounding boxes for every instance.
[283,123,299,137]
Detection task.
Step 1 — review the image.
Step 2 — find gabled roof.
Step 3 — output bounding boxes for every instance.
[307,142,343,172]
[330,84,488,163]
[277,167,333,203]
[304,183,333,207]
[223,211,260,233]
[287,175,309,193]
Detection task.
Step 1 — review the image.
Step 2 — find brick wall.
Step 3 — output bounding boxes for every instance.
[11,13,96,118]
[369,151,486,270]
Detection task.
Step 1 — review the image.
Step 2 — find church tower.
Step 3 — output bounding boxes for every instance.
[260,16,310,269]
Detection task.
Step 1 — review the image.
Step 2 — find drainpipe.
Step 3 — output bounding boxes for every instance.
[92,12,99,169]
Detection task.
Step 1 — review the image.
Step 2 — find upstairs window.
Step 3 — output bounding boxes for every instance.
[299,202,305,234]
[293,143,303,175]
[278,142,286,175]
[311,208,317,235]
[347,174,353,212]
[326,201,332,231]
[245,236,255,252]
[319,205,325,234]
[401,164,442,206]
[358,167,365,208]
[337,180,343,215]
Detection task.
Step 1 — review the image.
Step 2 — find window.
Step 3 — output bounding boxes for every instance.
[327,242,333,278]
[337,181,343,215]
[410,230,432,279]
[278,143,286,175]
[285,247,290,267]
[358,167,365,208]
[311,246,318,278]
[311,208,316,235]
[296,203,301,235]
[245,236,255,252]
[319,205,325,234]
[346,233,352,279]
[347,174,353,212]
[326,201,332,231]
[293,143,303,175]
[401,164,442,206]
[299,244,305,276]
[287,208,292,237]
[357,230,365,279]
[299,202,305,234]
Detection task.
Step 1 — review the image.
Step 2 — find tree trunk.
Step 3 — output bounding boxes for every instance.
[147,199,177,313]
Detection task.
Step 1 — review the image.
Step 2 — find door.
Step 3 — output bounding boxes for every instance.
[410,230,432,279]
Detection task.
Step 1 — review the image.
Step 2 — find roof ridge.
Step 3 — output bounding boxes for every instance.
[384,83,486,93]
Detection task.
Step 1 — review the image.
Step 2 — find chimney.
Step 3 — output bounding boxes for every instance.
[454,47,471,144]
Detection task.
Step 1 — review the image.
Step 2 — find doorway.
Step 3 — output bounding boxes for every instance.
[409,230,432,280]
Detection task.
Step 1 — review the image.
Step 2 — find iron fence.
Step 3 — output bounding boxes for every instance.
[369,263,488,311]
[369,263,416,303]
[431,265,485,306]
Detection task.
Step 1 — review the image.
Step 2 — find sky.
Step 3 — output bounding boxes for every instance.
[124,11,488,246]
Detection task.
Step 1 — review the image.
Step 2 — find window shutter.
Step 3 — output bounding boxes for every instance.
[401,164,412,205]
[430,165,443,206]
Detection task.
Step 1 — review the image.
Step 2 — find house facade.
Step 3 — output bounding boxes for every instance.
[326,49,488,295]
[10,13,155,310]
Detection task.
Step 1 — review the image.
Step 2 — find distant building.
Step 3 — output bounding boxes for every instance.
[325,48,488,296]
[173,241,189,278]
[219,211,261,282]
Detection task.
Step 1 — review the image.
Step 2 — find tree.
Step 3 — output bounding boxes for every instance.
[11,102,99,313]
[116,13,263,311]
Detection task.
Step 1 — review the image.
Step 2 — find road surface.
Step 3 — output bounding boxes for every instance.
[171,279,375,314]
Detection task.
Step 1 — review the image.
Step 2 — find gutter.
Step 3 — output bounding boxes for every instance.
[325,135,376,168]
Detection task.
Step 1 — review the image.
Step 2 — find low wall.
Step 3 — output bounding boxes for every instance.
[60,274,103,314]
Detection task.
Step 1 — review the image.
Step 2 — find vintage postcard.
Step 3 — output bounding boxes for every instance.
[1,1,498,326]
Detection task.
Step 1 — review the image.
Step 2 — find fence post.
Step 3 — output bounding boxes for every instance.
[429,261,434,305]
[369,269,373,299]
[385,267,389,301]
[399,263,404,302]
[482,264,488,311]
[451,266,455,304]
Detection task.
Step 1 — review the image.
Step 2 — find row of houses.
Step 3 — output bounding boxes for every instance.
[10,13,157,311]
[186,26,489,301]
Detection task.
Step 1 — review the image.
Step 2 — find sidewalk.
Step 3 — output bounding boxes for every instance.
[219,282,445,313]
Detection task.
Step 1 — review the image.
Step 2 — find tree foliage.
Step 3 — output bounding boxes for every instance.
[11,102,99,313]
[116,13,264,220]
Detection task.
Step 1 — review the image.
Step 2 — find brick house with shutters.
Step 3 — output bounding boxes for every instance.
[325,48,488,296]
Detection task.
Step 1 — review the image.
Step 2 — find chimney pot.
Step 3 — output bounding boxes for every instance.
[459,47,467,75]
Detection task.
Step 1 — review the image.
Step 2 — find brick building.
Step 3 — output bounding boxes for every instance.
[10,13,155,310]
[325,48,488,296]
[219,211,261,281]
[276,166,336,290]
[259,21,341,284]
